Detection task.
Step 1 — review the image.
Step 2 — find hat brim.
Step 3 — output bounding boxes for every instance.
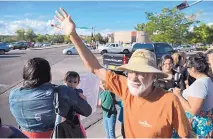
[116,63,168,79]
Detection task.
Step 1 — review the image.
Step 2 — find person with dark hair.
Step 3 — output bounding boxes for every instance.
[9,57,92,138]
[173,52,213,138]
[98,80,117,139]
[63,71,87,137]
[157,55,185,90]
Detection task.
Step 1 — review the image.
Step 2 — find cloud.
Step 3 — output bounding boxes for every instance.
[0,19,117,36]
[207,22,213,26]
[0,19,59,35]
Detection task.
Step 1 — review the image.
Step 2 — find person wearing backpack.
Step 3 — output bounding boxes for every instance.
[98,80,117,139]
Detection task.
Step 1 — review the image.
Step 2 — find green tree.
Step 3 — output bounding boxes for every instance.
[94,33,103,42]
[135,23,146,31]
[138,8,196,45]
[192,23,213,44]
[15,29,25,41]
[64,35,71,44]
[35,34,45,42]
[25,29,36,42]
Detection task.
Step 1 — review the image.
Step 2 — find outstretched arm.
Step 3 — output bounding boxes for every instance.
[53,8,107,81]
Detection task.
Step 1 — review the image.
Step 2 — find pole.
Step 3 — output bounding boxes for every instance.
[189,0,203,7]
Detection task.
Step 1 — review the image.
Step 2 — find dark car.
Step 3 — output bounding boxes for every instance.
[9,42,28,50]
[103,42,176,71]
[0,42,10,54]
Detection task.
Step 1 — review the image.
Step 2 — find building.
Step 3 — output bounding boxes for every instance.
[108,31,150,43]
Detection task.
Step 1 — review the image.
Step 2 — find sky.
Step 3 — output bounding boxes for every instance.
[0,1,212,36]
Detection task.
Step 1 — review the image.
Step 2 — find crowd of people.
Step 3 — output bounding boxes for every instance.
[1,8,213,138]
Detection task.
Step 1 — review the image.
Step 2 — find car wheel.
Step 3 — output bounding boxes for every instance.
[0,50,5,55]
[123,49,130,54]
[101,50,107,55]
[67,51,72,55]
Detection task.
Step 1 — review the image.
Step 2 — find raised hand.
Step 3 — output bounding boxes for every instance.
[52,8,76,36]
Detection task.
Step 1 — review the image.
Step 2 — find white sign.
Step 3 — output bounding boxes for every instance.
[78,72,100,119]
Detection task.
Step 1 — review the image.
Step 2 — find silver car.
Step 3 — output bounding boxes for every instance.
[177,45,194,52]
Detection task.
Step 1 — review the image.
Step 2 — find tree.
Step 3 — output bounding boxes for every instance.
[94,33,103,42]
[64,35,71,44]
[25,29,36,42]
[15,29,25,41]
[135,23,146,31]
[141,8,196,45]
[192,23,213,44]
[35,34,45,42]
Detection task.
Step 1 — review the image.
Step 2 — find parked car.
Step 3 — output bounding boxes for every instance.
[0,42,10,54]
[42,43,51,47]
[63,45,92,55]
[34,43,43,47]
[103,42,176,71]
[98,43,132,55]
[176,45,195,52]
[9,42,28,50]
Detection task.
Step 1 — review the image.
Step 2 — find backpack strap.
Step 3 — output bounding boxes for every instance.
[52,87,62,139]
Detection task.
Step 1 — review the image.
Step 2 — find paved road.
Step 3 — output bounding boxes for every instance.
[0,45,69,93]
[0,45,103,128]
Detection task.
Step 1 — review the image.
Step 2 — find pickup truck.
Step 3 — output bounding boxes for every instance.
[103,42,176,71]
[98,43,132,55]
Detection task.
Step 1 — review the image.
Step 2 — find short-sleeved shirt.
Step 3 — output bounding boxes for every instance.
[99,90,117,117]
[182,77,213,112]
[105,71,190,138]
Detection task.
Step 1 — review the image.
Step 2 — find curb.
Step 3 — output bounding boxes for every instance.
[29,44,71,50]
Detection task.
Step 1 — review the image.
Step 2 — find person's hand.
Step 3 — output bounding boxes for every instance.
[52,8,76,36]
[79,93,87,101]
[173,87,182,97]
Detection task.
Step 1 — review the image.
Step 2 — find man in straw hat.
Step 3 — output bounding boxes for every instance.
[52,8,191,138]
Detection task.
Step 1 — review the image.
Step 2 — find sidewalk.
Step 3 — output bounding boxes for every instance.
[86,116,122,138]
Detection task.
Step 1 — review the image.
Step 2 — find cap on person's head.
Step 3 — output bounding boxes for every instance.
[116,49,168,78]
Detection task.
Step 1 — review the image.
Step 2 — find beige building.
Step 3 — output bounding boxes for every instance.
[108,31,150,43]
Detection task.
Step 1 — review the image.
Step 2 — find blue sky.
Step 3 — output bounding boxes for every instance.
[0,1,212,36]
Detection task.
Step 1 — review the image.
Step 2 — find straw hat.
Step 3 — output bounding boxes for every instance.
[116,49,168,78]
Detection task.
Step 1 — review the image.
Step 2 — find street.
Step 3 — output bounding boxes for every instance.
[0,45,103,129]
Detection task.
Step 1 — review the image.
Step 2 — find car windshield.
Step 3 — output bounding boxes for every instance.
[154,43,173,54]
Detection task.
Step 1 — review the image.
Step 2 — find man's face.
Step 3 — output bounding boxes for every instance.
[65,77,79,88]
[127,71,156,97]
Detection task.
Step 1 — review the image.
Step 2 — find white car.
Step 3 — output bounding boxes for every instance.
[63,46,92,55]
[98,43,132,55]
[42,43,51,47]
